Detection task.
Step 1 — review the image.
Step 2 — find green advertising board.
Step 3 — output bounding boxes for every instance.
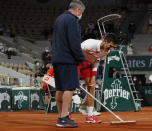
[101,50,140,111]
[12,87,40,111]
[94,89,102,111]
[0,86,11,111]
[126,56,152,71]
[102,78,136,111]
[138,86,152,106]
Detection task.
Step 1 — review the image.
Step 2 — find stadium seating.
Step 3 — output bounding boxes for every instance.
[0,0,152,88]
[0,0,128,40]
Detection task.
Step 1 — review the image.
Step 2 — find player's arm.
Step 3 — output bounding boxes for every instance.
[99,42,115,60]
[82,49,99,64]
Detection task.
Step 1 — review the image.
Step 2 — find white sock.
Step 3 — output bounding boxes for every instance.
[87,106,93,116]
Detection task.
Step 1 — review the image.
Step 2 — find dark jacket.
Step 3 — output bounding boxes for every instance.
[51,10,85,64]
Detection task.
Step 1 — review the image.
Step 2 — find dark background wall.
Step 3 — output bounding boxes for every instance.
[36,0,128,7]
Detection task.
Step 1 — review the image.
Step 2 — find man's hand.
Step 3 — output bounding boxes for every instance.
[100,51,108,60]
[82,50,98,64]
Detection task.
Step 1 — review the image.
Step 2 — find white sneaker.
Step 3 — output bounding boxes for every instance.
[93,111,101,116]
[79,109,88,116]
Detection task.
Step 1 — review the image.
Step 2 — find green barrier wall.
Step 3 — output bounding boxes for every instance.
[138,86,152,106]
[12,87,40,111]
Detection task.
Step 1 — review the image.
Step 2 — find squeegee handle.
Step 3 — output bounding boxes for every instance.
[80,86,124,122]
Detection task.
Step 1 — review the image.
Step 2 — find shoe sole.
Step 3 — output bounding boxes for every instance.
[85,121,101,123]
[79,110,101,116]
[93,113,101,116]
[56,124,78,128]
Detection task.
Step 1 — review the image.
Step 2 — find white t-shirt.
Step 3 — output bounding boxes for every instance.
[81,39,102,71]
[81,39,101,52]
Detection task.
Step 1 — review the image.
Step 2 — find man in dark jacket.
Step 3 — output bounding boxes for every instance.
[51,0,85,128]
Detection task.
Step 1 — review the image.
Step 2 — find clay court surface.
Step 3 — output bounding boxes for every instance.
[0,107,152,131]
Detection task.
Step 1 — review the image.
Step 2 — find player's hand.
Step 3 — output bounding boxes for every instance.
[82,50,98,64]
[100,51,108,60]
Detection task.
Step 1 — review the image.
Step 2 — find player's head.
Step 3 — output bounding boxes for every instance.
[69,0,85,20]
[104,33,117,44]
[101,33,117,50]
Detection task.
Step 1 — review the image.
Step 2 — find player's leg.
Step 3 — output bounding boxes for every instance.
[79,77,95,115]
[79,86,101,116]
[79,62,100,116]
[79,92,88,115]
[85,76,96,116]
[85,76,101,123]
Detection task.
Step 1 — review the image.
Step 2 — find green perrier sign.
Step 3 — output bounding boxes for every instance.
[101,50,139,111]
[14,91,28,109]
[103,78,134,111]
[12,87,40,111]
[12,89,29,110]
